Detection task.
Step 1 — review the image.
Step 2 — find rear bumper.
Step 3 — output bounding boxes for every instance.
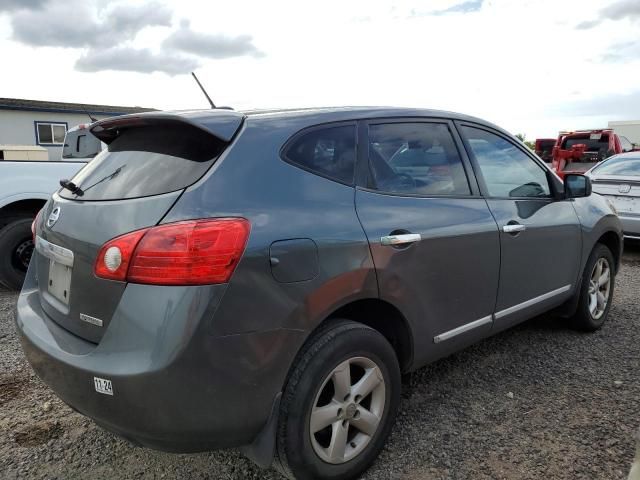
[15,267,304,452]
[619,214,640,238]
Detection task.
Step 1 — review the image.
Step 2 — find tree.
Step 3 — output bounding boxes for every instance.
[515,133,536,151]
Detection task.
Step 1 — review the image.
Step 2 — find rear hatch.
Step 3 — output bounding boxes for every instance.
[34,111,244,343]
[590,175,640,216]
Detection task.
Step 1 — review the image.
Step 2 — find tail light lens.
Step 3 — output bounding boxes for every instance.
[31,209,43,242]
[95,229,149,281]
[94,218,250,285]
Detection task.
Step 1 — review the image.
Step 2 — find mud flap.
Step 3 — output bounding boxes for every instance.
[239,392,281,468]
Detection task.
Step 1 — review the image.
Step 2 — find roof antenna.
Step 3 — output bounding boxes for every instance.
[191,71,216,109]
[83,107,98,123]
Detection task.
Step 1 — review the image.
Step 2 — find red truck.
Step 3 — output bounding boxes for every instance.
[551,129,635,178]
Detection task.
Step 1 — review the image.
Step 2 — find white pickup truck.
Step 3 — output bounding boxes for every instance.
[0,125,102,289]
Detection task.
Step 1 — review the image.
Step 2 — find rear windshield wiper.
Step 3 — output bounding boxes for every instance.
[60,166,124,197]
[59,179,84,196]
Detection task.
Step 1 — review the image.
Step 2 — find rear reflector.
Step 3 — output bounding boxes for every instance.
[94,218,250,285]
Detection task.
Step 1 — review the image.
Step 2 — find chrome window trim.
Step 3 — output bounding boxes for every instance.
[433,315,492,344]
[494,284,571,320]
[35,235,74,267]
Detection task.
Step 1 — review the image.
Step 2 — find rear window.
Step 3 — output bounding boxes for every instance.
[62,130,103,160]
[592,156,640,175]
[282,125,356,185]
[60,123,226,200]
[562,134,609,152]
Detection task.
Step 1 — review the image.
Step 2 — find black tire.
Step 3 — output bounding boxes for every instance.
[570,243,615,331]
[0,217,34,290]
[275,320,400,480]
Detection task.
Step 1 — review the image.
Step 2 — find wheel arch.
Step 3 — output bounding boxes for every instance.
[596,230,622,273]
[315,298,414,373]
[0,198,47,225]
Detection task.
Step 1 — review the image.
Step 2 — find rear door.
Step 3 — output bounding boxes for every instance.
[457,123,582,329]
[34,116,241,343]
[355,119,500,365]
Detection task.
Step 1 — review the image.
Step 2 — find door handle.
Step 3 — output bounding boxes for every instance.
[502,224,526,234]
[380,233,422,246]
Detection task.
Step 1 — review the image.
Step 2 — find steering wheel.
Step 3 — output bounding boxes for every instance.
[395,173,417,189]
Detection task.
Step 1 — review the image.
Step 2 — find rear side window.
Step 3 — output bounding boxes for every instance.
[60,123,226,200]
[283,125,356,185]
[367,122,471,196]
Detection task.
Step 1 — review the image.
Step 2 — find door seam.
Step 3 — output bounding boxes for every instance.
[353,187,381,299]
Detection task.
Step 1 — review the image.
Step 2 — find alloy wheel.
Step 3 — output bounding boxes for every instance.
[588,257,611,320]
[309,356,386,464]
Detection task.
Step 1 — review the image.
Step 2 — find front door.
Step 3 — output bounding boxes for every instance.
[458,124,582,329]
[355,119,501,366]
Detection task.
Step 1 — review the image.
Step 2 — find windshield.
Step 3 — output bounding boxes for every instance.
[592,156,640,176]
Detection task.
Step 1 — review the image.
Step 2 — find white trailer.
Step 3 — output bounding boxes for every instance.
[608,120,640,146]
[0,145,48,161]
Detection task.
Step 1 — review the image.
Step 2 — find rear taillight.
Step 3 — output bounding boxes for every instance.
[31,209,43,242]
[95,228,149,281]
[94,218,250,285]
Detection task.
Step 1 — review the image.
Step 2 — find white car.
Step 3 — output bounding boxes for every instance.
[587,152,640,240]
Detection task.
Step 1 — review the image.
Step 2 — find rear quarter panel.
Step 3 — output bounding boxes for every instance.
[162,119,379,419]
[163,119,378,337]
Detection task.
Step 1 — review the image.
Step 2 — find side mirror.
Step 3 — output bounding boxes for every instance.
[564,174,592,198]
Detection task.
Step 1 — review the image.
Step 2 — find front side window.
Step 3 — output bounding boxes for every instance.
[283,125,356,184]
[36,122,67,145]
[367,123,470,196]
[461,126,551,198]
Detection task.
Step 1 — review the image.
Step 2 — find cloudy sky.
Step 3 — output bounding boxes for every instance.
[1,0,639,139]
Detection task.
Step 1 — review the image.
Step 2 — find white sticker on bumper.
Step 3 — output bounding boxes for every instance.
[94,377,113,396]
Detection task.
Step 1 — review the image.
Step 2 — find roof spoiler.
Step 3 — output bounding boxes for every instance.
[90,110,246,144]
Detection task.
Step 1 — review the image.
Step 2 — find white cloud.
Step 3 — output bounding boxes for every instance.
[163,21,264,59]
[0,0,638,139]
[75,47,200,75]
[577,0,640,29]
[0,0,48,12]
[11,1,172,47]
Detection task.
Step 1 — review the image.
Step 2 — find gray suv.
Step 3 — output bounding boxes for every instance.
[16,107,622,480]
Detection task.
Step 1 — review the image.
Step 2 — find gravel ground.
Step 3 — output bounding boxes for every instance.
[1,243,639,479]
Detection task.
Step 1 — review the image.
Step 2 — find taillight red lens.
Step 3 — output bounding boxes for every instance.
[94,218,250,285]
[31,209,43,242]
[95,228,149,281]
